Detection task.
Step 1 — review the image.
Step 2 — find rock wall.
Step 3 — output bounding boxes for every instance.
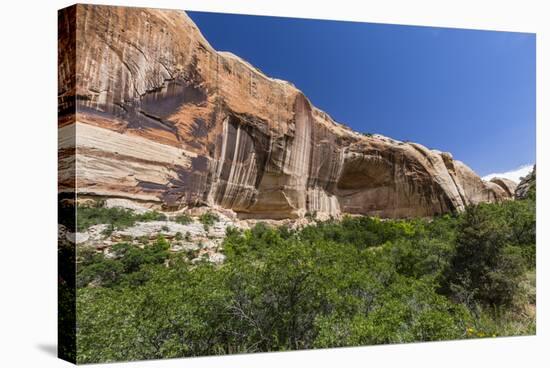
[58,4,514,219]
[515,166,536,199]
[490,177,518,198]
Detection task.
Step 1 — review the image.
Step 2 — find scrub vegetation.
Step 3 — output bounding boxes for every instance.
[73,189,536,363]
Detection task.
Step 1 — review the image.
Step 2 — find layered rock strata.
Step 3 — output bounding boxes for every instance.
[58,4,514,219]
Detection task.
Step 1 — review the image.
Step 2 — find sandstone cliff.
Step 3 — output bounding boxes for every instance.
[58,4,513,219]
[490,177,518,198]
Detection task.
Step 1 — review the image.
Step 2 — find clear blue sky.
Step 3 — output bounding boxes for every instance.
[188,11,536,177]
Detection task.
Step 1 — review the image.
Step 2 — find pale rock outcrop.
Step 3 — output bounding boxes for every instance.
[66,231,89,244]
[73,214,240,264]
[103,198,155,214]
[58,4,514,219]
[114,221,206,240]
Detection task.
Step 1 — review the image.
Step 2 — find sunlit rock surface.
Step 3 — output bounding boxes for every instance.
[58,4,514,219]
[490,177,518,198]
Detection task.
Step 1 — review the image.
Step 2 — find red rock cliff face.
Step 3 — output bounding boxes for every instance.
[58,4,512,219]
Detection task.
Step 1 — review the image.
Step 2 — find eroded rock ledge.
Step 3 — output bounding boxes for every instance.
[58,4,514,219]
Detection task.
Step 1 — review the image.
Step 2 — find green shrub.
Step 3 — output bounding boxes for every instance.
[199,212,219,231]
[77,205,167,232]
[140,211,167,222]
[174,213,192,225]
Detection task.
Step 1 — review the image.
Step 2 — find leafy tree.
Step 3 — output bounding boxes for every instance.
[445,204,527,308]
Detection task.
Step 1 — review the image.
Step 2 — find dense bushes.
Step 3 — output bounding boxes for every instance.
[445,201,534,309]
[76,236,170,288]
[77,204,167,232]
[75,196,535,363]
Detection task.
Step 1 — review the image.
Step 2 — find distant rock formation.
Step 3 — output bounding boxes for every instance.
[490,177,518,198]
[515,166,536,199]
[58,4,514,219]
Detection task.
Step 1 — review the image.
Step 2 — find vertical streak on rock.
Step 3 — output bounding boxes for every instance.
[216,118,228,178]
[227,123,242,197]
[289,94,313,214]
